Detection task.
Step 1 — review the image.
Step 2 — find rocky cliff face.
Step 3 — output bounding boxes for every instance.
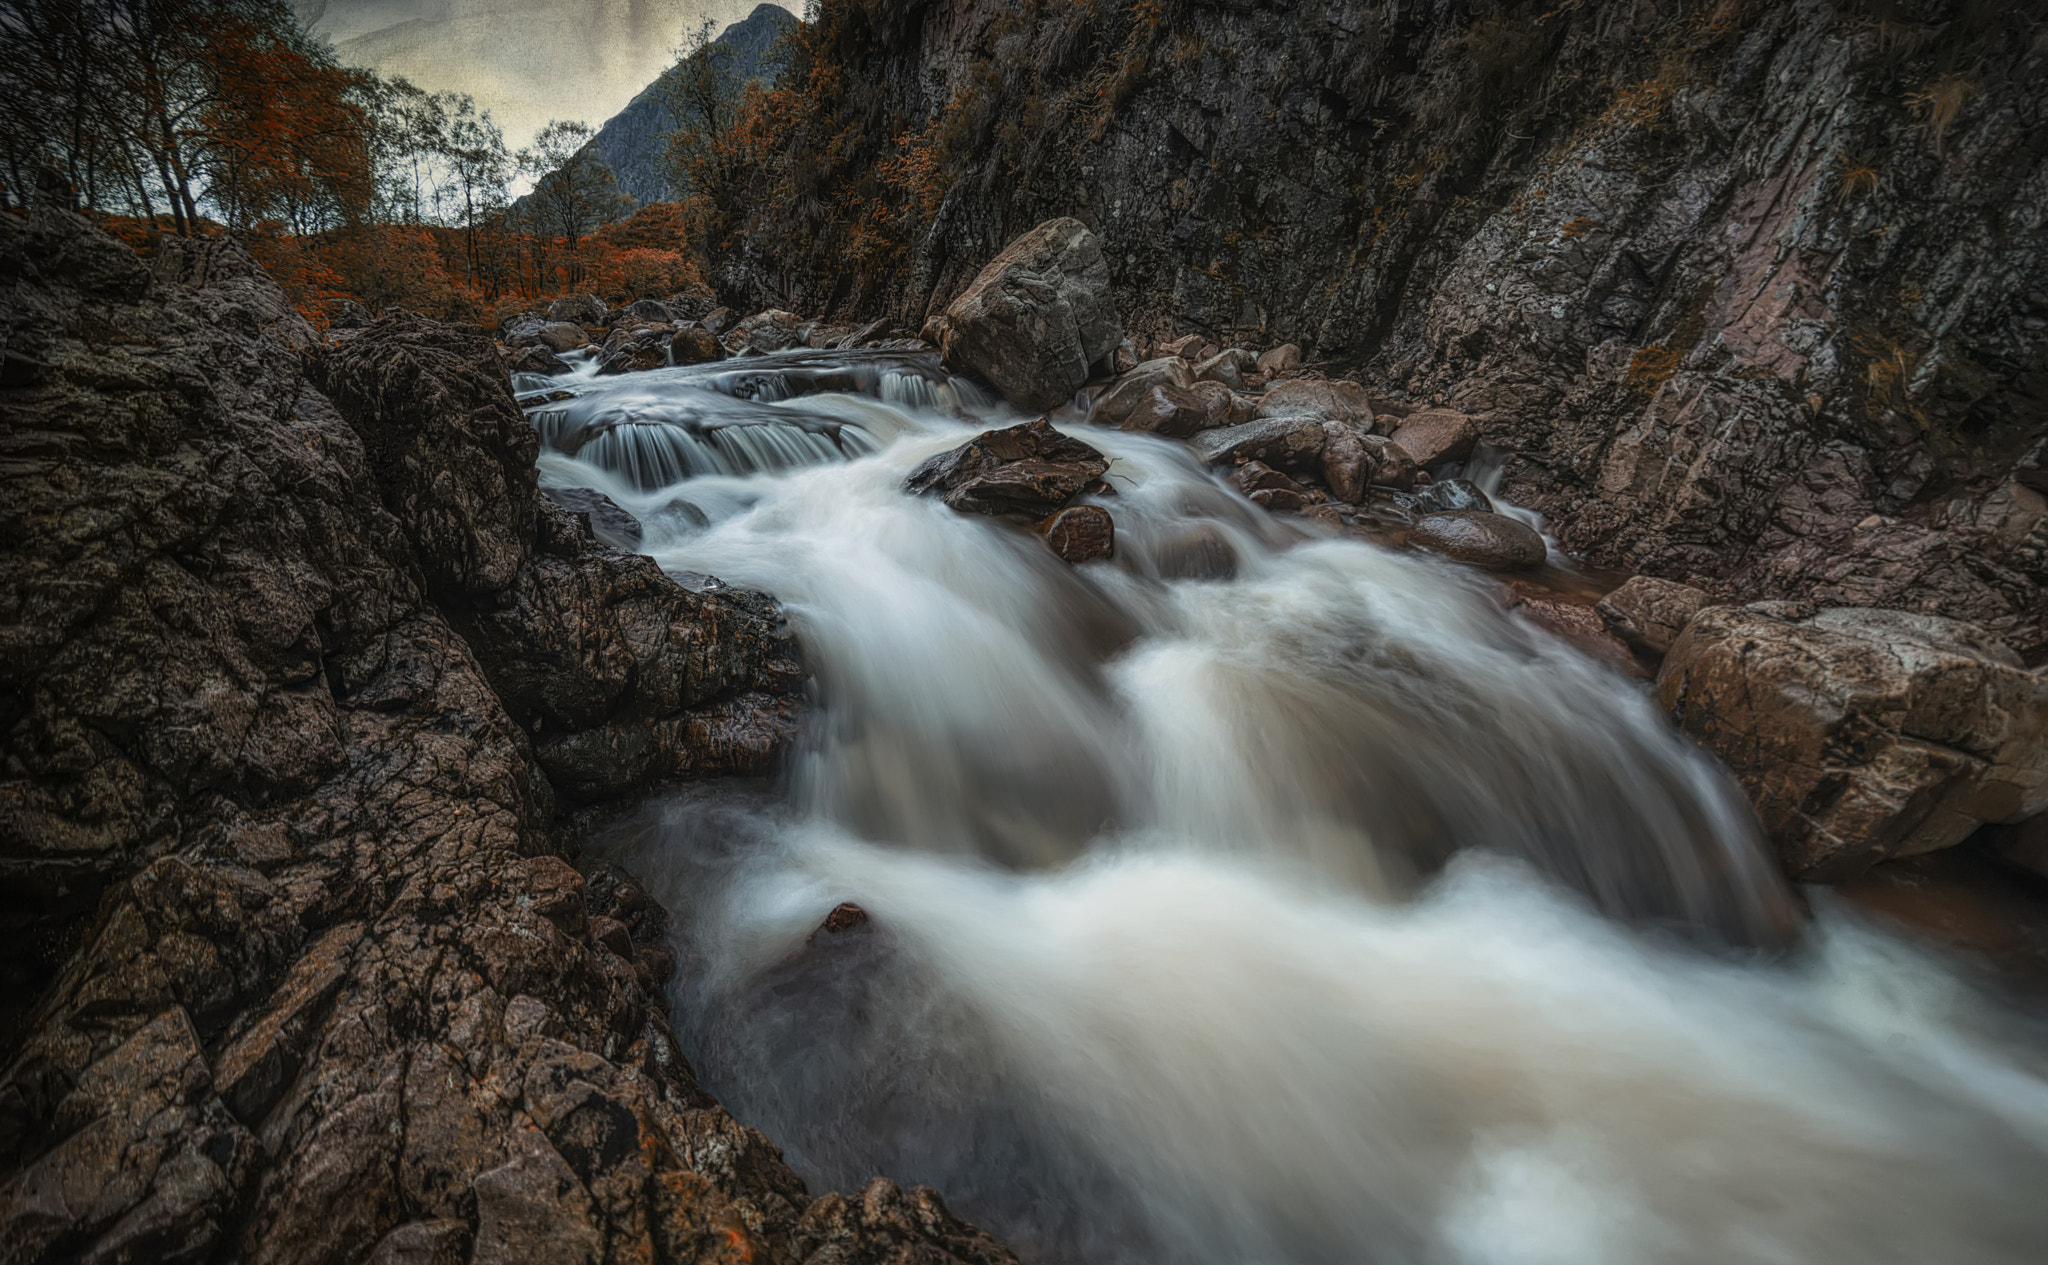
[715,0,2047,655]
[0,210,1009,1265]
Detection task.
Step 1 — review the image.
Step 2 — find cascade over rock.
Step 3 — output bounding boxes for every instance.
[0,209,1010,1265]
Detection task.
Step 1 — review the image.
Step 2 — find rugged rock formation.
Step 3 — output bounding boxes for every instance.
[926,218,1121,412]
[0,210,1010,1265]
[709,0,2047,656]
[903,417,1110,517]
[1659,603,2048,881]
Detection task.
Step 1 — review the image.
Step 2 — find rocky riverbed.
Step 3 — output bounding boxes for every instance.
[4,134,2048,1262]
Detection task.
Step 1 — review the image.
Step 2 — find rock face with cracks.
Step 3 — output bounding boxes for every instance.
[0,210,1013,1265]
[1659,603,2048,881]
[929,218,1122,412]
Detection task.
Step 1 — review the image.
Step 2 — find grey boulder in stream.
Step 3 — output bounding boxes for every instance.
[928,217,1123,412]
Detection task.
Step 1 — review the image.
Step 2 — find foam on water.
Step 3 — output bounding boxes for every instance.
[527,354,2048,1264]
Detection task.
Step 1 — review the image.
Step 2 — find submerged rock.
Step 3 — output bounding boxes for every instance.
[1410,511,1548,569]
[1660,603,2048,881]
[930,217,1122,412]
[904,417,1110,517]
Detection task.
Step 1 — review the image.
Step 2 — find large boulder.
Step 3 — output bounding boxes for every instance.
[1410,511,1548,570]
[1254,378,1374,429]
[931,217,1122,412]
[545,292,606,325]
[1659,603,2048,881]
[904,417,1109,517]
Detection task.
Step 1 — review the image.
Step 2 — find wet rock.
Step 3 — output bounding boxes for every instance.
[1387,409,1480,467]
[1161,333,1207,360]
[1410,477,1496,514]
[668,324,722,365]
[1596,575,1712,656]
[508,344,571,375]
[0,212,994,1265]
[1254,378,1374,429]
[732,308,802,353]
[545,293,606,326]
[904,416,1110,517]
[1361,434,1418,491]
[1193,348,1252,391]
[1502,582,1640,676]
[821,901,871,933]
[1256,344,1302,376]
[623,298,673,325]
[1118,383,1209,438]
[1411,511,1548,569]
[699,305,733,335]
[1042,505,1115,563]
[1319,423,1375,502]
[539,486,644,554]
[594,332,667,375]
[1189,415,1326,471]
[930,217,1122,411]
[1195,380,1254,431]
[1090,356,1195,426]
[1660,604,2048,881]
[1111,337,1140,374]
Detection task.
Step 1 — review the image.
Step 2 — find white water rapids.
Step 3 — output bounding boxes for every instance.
[525,351,2048,1265]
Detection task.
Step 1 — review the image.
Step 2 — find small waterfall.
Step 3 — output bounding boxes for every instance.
[518,347,2048,1265]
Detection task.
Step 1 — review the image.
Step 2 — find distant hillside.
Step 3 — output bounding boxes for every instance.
[515,2,796,223]
[295,0,783,155]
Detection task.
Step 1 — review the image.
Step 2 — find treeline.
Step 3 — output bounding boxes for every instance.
[0,0,707,322]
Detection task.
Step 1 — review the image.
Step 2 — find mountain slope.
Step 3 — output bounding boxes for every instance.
[516,2,796,222]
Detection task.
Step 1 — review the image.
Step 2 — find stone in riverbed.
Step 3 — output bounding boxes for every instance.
[1361,434,1418,490]
[1255,377,1374,429]
[1091,356,1196,426]
[1388,408,1480,466]
[1043,505,1115,563]
[904,417,1109,517]
[1119,383,1209,437]
[1320,422,1375,502]
[546,293,607,325]
[1410,511,1547,569]
[1193,349,1251,391]
[1659,603,2048,881]
[1596,575,1712,656]
[1161,333,1207,359]
[929,217,1122,411]
[669,324,722,365]
[507,344,570,375]
[1256,343,1302,375]
[1189,416,1326,471]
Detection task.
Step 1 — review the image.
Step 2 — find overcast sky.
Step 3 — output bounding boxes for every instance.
[295,1,796,158]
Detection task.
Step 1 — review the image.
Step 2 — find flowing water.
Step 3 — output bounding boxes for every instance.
[526,351,2048,1265]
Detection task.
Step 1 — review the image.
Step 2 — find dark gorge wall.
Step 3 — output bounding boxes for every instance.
[716,0,2048,652]
[0,209,1010,1265]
